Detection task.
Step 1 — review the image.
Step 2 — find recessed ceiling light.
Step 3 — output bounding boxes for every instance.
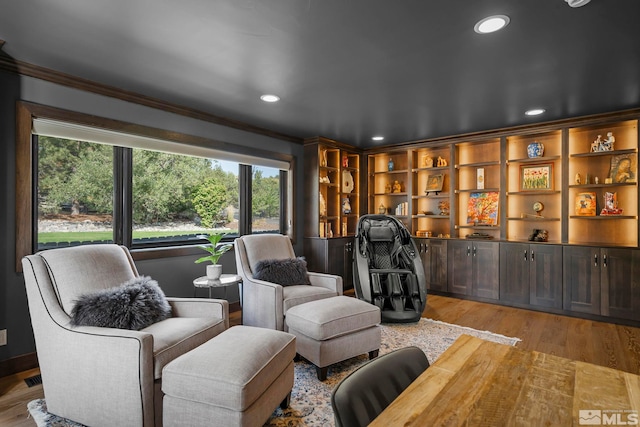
[525,108,546,116]
[565,0,591,7]
[474,15,510,34]
[372,136,384,141]
[260,94,280,103]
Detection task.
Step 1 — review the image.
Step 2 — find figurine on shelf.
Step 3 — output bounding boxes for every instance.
[385,182,392,193]
[601,191,623,215]
[392,180,402,193]
[591,136,600,153]
[424,156,434,168]
[437,156,448,167]
[342,155,349,168]
[342,198,351,214]
[388,157,394,171]
[320,150,327,167]
[319,192,327,216]
[575,173,581,185]
[438,200,450,216]
[604,132,615,150]
[378,203,386,214]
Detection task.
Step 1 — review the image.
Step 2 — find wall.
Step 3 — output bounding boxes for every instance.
[0,68,305,366]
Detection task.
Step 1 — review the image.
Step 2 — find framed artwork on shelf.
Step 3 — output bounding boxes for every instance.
[575,192,597,216]
[466,192,499,225]
[425,174,444,194]
[609,153,637,183]
[520,163,553,191]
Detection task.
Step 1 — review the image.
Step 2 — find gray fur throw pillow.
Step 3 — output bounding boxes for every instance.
[70,276,172,330]
[253,257,311,286]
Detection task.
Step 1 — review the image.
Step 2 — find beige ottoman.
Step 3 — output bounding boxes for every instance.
[162,326,296,427]
[286,295,381,380]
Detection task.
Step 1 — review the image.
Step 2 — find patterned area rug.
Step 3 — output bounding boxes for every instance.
[27,318,519,427]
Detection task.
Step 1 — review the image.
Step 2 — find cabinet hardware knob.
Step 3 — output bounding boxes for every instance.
[524,250,527,261]
[603,254,607,267]
[531,250,534,262]
[594,253,598,267]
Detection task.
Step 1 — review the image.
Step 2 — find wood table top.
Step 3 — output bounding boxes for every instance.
[370,334,640,426]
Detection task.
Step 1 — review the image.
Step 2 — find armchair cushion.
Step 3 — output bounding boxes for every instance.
[253,257,311,286]
[70,276,171,330]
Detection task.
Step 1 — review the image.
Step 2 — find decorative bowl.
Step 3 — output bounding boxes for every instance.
[527,141,544,158]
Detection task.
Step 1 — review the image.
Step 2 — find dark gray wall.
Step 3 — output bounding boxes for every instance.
[0,69,305,364]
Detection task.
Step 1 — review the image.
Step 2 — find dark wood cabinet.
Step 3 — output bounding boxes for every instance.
[563,246,601,315]
[600,248,640,321]
[448,240,499,299]
[304,237,354,290]
[500,242,562,308]
[415,238,448,292]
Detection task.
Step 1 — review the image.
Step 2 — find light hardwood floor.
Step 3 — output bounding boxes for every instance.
[2,294,639,426]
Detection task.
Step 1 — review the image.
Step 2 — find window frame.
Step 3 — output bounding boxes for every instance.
[15,101,296,270]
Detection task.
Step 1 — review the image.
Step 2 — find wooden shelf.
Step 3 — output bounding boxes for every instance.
[456,188,499,193]
[506,155,562,164]
[506,217,561,221]
[570,148,636,158]
[456,161,500,169]
[569,215,637,220]
[506,190,561,196]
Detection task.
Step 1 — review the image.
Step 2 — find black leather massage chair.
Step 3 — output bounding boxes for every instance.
[352,214,427,323]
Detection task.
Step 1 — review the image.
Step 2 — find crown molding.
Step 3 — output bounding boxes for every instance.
[0,54,304,144]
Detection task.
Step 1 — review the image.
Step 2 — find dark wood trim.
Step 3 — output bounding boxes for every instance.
[15,102,33,272]
[365,108,640,154]
[0,55,303,145]
[0,352,38,378]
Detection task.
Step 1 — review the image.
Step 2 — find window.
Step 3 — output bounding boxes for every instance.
[18,104,293,260]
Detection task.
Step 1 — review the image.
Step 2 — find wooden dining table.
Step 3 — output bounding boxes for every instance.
[370,334,640,426]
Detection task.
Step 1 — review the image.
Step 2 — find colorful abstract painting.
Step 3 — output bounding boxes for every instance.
[466,192,499,225]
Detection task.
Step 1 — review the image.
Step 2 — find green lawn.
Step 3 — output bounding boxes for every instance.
[37,230,208,243]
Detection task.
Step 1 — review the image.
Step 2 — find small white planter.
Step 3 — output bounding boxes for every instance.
[206,264,223,280]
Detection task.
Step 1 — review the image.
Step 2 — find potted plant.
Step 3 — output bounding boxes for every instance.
[195,232,233,280]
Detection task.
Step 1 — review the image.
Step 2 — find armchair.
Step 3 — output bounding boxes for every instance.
[235,234,342,331]
[22,244,229,427]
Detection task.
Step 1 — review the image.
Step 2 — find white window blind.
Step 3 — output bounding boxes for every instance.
[32,118,290,171]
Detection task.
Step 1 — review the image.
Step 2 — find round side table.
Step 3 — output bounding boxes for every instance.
[193,274,242,299]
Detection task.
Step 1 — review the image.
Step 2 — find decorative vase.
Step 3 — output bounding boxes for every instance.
[206,264,222,280]
[388,157,394,171]
[527,141,544,158]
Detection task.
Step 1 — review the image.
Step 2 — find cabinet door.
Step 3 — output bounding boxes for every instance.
[448,240,472,295]
[327,237,353,290]
[563,246,601,314]
[418,238,448,292]
[601,248,640,321]
[529,244,563,309]
[472,241,499,300]
[427,239,448,292]
[499,242,529,304]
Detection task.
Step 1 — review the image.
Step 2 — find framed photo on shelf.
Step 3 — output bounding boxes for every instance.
[520,163,553,191]
[466,192,499,225]
[425,174,444,193]
[609,153,636,183]
[575,192,597,216]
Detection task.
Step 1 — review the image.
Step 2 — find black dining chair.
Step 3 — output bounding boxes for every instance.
[331,346,430,427]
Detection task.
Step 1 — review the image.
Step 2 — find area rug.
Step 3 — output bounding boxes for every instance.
[27,318,519,427]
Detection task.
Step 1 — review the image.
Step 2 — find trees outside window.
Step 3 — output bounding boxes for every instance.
[36,136,283,249]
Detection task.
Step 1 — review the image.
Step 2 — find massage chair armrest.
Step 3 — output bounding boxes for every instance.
[308,271,344,295]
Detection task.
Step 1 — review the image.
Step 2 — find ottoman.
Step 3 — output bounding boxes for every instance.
[162,326,296,427]
[286,295,381,380]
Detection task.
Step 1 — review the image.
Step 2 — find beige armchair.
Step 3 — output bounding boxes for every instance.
[235,234,342,331]
[22,244,229,427]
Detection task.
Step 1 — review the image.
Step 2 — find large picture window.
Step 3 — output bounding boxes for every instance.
[16,102,293,264]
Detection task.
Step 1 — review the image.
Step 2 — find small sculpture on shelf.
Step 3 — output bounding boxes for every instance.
[388,157,394,171]
[528,229,549,242]
[591,132,615,152]
[319,192,327,216]
[378,203,386,214]
[342,155,349,168]
[575,173,581,185]
[342,198,351,214]
[392,180,402,193]
[438,200,450,216]
[437,156,448,167]
[600,191,623,215]
[423,156,433,168]
[385,182,392,193]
